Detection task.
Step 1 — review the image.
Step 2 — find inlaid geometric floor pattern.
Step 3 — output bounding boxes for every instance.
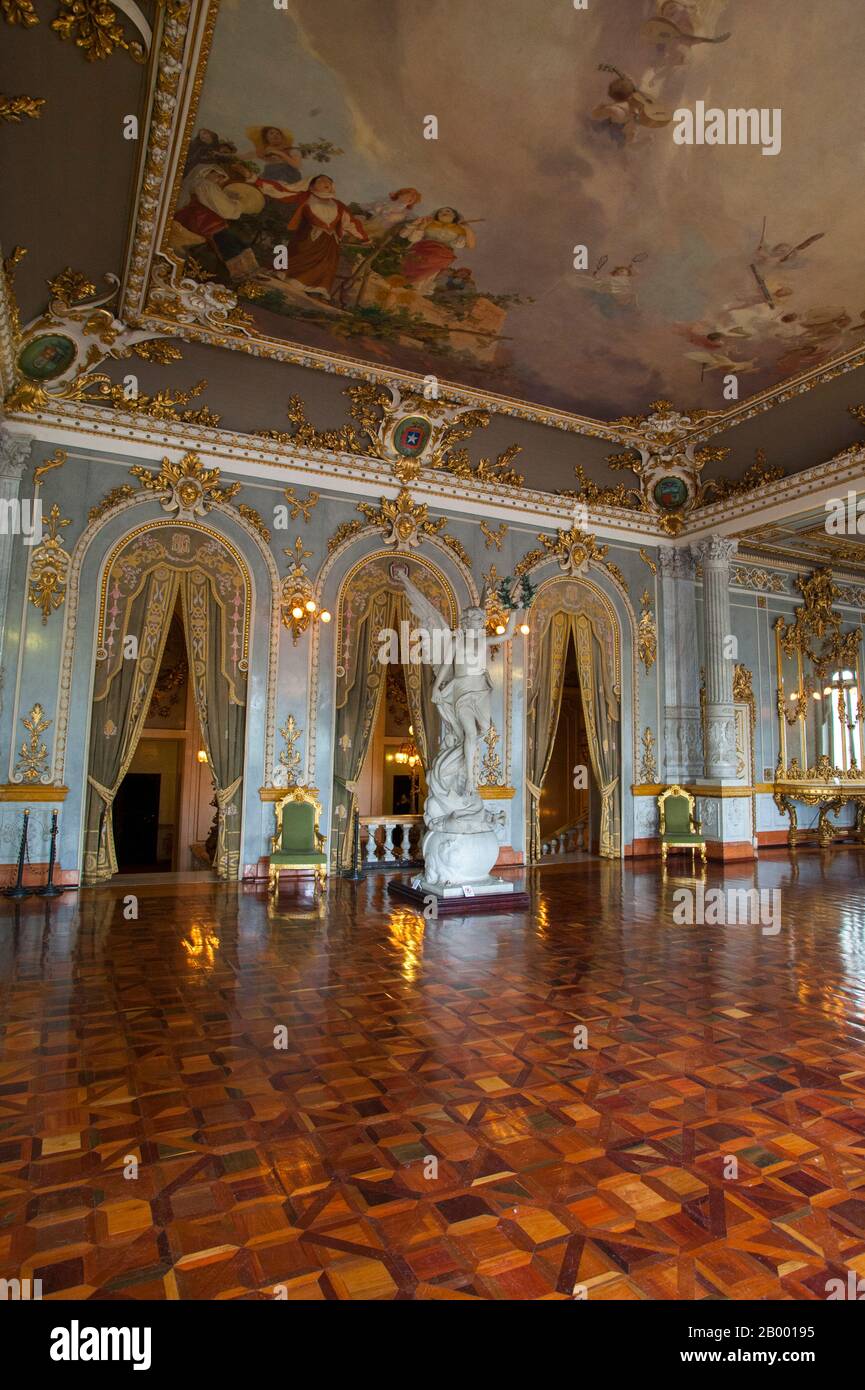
[2,851,865,1300]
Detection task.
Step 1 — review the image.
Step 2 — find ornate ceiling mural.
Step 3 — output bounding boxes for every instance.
[126,0,865,434]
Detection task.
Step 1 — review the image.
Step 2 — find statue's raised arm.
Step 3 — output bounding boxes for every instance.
[394,565,453,658]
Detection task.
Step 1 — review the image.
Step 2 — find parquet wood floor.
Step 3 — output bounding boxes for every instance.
[2,851,865,1301]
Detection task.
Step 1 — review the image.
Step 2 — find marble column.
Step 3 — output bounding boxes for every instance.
[692,535,738,779]
[658,546,702,782]
[0,428,33,714]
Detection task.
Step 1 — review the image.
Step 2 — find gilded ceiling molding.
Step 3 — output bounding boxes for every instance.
[1,3,39,27]
[75,377,219,424]
[601,402,740,535]
[2,0,153,61]
[568,464,643,511]
[257,382,525,491]
[0,94,45,121]
[3,264,181,413]
[120,0,200,320]
[699,448,786,504]
[0,389,671,537]
[1,245,25,396]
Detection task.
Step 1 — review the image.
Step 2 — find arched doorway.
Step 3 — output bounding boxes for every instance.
[82,522,251,884]
[329,551,457,867]
[525,576,623,861]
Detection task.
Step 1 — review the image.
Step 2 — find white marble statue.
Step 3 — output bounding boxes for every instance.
[395,566,526,892]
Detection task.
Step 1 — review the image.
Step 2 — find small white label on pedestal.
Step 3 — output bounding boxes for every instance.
[462,885,476,897]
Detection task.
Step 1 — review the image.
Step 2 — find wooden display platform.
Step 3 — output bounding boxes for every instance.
[387,879,530,915]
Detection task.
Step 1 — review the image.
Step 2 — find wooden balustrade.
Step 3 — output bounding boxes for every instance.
[540,817,588,858]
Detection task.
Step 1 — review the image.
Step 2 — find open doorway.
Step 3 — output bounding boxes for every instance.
[111,602,217,874]
[354,665,427,867]
[538,630,598,857]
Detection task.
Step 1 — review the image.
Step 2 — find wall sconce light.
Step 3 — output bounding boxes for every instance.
[281,587,332,643]
[197,749,209,763]
[281,537,332,644]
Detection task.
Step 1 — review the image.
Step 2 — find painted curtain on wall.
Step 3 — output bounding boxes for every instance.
[83,529,250,883]
[527,600,621,860]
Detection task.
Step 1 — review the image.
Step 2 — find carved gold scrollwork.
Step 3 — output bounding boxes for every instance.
[776,568,860,679]
[28,502,70,622]
[638,590,657,672]
[13,702,51,783]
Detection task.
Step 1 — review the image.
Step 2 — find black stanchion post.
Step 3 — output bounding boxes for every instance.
[342,807,365,881]
[36,809,64,898]
[4,809,33,900]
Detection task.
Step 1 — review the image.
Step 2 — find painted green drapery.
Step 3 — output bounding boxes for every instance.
[180,567,247,879]
[526,610,570,863]
[574,614,621,858]
[82,565,180,883]
[83,529,250,884]
[332,589,389,866]
[526,608,620,860]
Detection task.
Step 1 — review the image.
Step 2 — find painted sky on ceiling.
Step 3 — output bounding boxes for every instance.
[168,0,865,420]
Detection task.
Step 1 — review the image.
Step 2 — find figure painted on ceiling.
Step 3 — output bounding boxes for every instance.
[273,174,369,297]
[591,65,672,144]
[400,208,477,295]
[753,221,826,273]
[187,127,240,170]
[571,252,649,313]
[171,163,264,277]
[641,1,731,67]
[361,187,422,238]
[246,125,305,196]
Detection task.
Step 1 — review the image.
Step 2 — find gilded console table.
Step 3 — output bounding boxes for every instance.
[773,761,865,848]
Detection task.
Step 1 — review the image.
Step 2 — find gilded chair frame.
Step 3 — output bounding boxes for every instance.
[269,786,327,893]
[657,783,706,868]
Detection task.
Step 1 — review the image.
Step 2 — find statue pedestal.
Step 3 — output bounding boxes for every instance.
[387,824,529,915]
[387,878,530,916]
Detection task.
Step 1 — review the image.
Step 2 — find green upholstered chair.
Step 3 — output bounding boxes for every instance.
[657,784,706,868]
[269,788,327,893]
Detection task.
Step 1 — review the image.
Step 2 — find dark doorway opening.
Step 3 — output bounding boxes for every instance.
[113,773,164,872]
